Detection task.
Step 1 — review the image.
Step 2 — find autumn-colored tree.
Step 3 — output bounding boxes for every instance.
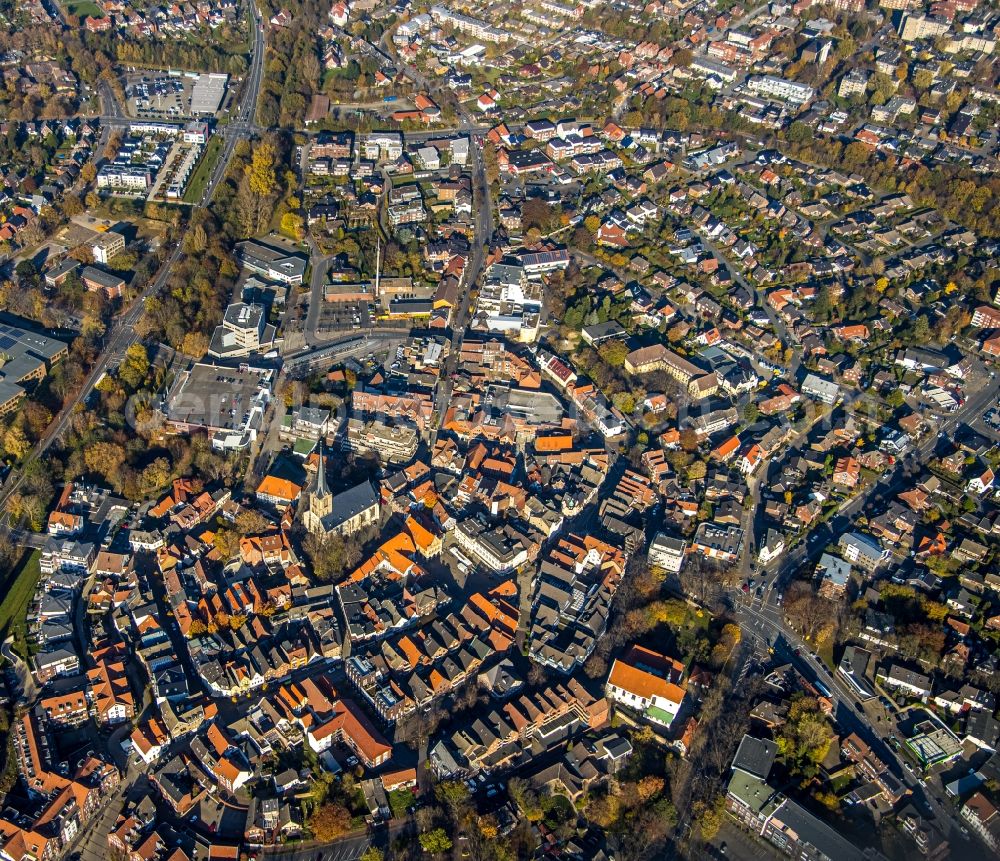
[692,796,725,840]
[686,460,707,481]
[598,340,629,367]
[3,425,31,460]
[235,509,273,535]
[635,775,665,801]
[83,441,127,484]
[138,457,171,497]
[246,141,277,196]
[507,778,542,821]
[584,791,621,828]
[6,492,46,531]
[180,331,210,358]
[213,528,241,560]
[310,803,351,841]
[280,212,305,240]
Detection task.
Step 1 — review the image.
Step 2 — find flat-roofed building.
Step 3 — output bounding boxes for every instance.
[0,319,68,417]
[648,533,686,573]
[90,230,125,264]
[343,417,418,463]
[190,73,228,115]
[236,239,308,285]
[162,362,274,451]
[208,302,277,358]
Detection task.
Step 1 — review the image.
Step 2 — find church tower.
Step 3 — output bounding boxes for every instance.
[303,445,333,534]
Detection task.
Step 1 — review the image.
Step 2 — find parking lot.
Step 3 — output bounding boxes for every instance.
[316,300,371,335]
[124,72,192,118]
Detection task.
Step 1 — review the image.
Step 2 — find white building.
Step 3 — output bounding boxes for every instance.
[747,75,815,105]
[606,645,687,729]
[648,533,686,573]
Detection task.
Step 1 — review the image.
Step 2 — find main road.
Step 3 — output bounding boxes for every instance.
[0,0,267,515]
[731,374,1000,848]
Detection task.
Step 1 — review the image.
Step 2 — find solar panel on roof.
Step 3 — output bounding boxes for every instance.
[0,336,16,350]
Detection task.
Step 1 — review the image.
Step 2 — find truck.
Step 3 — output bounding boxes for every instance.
[383,95,397,102]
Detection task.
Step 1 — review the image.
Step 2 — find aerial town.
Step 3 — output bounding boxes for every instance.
[0,0,999,858]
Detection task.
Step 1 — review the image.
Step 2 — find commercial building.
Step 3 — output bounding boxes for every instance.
[162,363,274,451]
[343,417,419,463]
[691,522,743,563]
[454,517,533,575]
[189,72,228,115]
[0,320,69,417]
[208,303,277,358]
[236,240,308,285]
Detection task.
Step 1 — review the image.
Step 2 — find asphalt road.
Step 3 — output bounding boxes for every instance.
[0,1,267,519]
[720,367,1000,852]
[263,820,409,861]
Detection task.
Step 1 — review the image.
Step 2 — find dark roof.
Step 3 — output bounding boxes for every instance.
[329,480,378,527]
[732,734,777,779]
[81,265,125,288]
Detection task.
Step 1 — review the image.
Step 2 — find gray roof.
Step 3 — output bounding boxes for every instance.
[332,479,377,520]
[81,265,125,289]
[773,797,871,861]
[732,734,777,779]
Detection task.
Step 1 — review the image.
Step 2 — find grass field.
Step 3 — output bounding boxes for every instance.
[0,551,41,661]
[183,136,224,204]
[63,0,103,17]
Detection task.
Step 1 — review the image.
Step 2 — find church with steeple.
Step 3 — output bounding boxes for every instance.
[302,446,380,537]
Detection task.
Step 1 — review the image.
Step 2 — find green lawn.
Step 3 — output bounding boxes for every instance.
[63,0,103,17]
[388,787,415,818]
[182,136,224,204]
[0,550,41,661]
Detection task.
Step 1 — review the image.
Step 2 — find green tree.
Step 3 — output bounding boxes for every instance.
[303,532,348,581]
[598,340,629,367]
[777,696,835,774]
[118,343,150,390]
[687,460,707,481]
[418,828,452,854]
